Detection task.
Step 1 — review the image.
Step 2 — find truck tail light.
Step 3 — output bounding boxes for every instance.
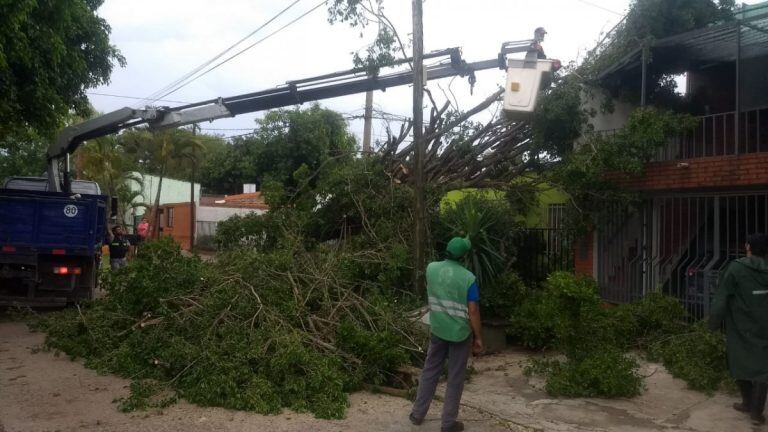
[53,267,81,275]
[1,246,16,253]
[52,249,66,255]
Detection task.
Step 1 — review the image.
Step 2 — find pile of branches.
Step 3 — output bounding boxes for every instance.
[32,238,423,419]
[380,88,536,189]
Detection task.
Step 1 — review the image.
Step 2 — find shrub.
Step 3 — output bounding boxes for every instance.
[529,348,643,398]
[480,272,527,319]
[626,291,688,348]
[647,321,730,394]
[507,289,557,350]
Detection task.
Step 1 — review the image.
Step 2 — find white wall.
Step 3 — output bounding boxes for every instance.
[124,172,201,228]
[583,86,636,133]
[196,206,265,223]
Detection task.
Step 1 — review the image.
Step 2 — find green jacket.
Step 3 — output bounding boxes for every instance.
[426,259,476,342]
[709,256,768,382]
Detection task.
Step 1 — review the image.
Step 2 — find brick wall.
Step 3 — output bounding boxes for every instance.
[612,152,768,191]
[156,202,193,250]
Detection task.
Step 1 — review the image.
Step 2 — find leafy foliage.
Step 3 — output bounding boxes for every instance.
[518,272,643,398]
[0,0,125,136]
[511,273,730,396]
[199,105,357,194]
[579,0,735,91]
[0,127,47,180]
[529,349,643,398]
[647,322,730,393]
[546,106,698,231]
[327,0,402,72]
[32,237,419,419]
[435,193,523,287]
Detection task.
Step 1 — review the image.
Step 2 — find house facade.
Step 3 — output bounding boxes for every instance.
[155,192,269,250]
[575,3,768,317]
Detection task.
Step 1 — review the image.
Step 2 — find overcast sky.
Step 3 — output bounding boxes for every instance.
[89,0,637,144]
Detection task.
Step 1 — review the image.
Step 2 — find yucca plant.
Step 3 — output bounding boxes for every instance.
[436,193,520,286]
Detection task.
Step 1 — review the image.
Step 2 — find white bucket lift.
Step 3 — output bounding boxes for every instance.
[503,58,556,120]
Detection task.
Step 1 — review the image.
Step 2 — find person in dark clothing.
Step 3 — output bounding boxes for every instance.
[108,226,131,271]
[409,237,483,432]
[532,27,547,59]
[710,233,768,425]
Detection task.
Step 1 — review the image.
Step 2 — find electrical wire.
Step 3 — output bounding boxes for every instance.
[138,0,305,107]
[87,92,191,105]
[575,0,624,16]
[152,0,328,102]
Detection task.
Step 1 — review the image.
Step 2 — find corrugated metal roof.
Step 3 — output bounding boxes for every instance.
[597,5,768,81]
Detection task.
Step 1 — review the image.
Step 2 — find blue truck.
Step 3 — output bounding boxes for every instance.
[0,177,112,306]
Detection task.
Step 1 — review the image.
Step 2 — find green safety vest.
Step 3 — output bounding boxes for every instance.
[426,259,476,342]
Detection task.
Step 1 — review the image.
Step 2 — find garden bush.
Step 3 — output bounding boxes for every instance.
[512,272,729,398]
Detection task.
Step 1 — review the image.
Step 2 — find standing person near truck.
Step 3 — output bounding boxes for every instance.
[108,226,131,271]
[709,233,768,426]
[137,217,150,241]
[409,237,484,432]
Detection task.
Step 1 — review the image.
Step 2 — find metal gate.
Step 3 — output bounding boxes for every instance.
[598,191,768,318]
[513,228,575,286]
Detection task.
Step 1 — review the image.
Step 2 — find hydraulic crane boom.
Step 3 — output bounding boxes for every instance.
[47,39,545,192]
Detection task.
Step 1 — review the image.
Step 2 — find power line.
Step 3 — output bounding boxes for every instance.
[87,92,191,105]
[575,0,624,16]
[200,127,256,132]
[139,0,305,106]
[154,0,328,102]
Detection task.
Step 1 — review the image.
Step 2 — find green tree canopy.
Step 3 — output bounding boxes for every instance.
[0,0,125,137]
[200,105,357,194]
[0,128,47,180]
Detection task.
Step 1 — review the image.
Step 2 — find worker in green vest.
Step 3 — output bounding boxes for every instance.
[710,233,768,426]
[410,237,483,432]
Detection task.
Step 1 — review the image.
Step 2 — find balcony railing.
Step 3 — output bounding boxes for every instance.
[654,107,768,161]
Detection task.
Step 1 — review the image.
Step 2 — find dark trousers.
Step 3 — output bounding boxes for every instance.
[738,380,768,417]
[411,334,471,430]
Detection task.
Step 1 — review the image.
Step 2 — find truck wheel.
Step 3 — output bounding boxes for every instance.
[78,258,98,301]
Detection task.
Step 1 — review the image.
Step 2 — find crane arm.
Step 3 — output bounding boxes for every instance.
[48,40,542,192]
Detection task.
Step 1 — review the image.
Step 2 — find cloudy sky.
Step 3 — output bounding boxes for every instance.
[89,0,636,144]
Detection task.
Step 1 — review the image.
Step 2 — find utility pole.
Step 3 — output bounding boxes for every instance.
[412,0,426,296]
[362,90,374,153]
[189,124,197,252]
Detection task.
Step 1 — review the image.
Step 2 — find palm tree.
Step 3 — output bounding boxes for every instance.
[141,129,205,238]
[79,135,143,226]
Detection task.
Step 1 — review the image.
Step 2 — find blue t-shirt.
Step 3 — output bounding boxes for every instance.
[467,282,480,302]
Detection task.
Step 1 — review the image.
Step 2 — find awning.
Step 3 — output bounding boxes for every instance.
[597,6,768,82]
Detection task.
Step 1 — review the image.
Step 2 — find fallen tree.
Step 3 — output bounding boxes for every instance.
[32,238,423,419]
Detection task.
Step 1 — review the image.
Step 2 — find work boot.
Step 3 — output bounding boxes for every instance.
[409,413,424,426]
[733,402,750,413]
[441,421,464,432]
[751,413,766,426]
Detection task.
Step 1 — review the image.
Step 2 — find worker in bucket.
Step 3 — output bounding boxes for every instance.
[410,237,483,432]
[709,233,768,426]
[533,27,547,59]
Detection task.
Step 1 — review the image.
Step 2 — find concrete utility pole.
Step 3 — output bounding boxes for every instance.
[362,90,374,153]
[189,124,197,251]
[412,0,426,296]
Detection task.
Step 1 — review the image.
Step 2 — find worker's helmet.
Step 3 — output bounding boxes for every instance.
[446,237,472,260]
[534,27,547,42]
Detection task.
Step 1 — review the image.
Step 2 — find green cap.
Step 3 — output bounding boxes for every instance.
[446,237,471,259]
